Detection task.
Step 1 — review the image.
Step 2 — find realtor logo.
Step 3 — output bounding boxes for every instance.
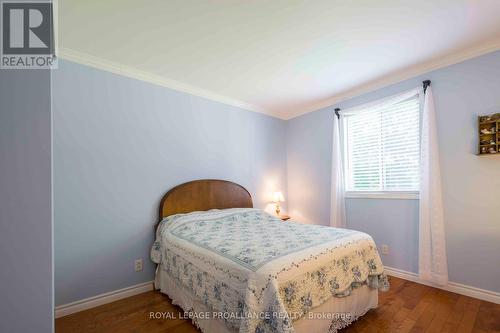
[1,1,57,69]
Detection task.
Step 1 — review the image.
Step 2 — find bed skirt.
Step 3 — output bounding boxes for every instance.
[155,266,378,333]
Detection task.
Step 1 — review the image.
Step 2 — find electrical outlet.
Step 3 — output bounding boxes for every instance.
[381,244,389,255]
[134,259,143,272]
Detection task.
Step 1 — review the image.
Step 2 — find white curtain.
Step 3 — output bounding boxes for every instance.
[419,86,449,286]
[330,114,347,228]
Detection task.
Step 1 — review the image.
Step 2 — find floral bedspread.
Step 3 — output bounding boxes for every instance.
[151,208,388,333]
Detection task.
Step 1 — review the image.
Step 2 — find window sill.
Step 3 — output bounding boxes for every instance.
[345,191,419,200]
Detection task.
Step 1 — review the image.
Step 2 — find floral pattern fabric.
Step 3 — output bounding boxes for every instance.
[151,208,388,333]
[170,209,359,271]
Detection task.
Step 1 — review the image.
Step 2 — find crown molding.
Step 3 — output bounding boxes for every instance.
[59,39,500,121]
[285,38,500,120]
[57,47,282,118]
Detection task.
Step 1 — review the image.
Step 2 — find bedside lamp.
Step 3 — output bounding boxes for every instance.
[272,191,285,216]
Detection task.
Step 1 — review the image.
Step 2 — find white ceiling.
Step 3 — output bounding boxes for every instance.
[59,0,500,119]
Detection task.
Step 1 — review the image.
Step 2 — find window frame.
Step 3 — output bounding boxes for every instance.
[340,89,422,200]
[344,190,419,200]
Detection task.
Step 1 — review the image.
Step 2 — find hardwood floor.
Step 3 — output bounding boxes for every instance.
[56,277,500,333]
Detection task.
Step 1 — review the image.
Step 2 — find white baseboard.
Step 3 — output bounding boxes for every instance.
[385,266,500,305]
[55,281,154,318]
[55,267,499,319]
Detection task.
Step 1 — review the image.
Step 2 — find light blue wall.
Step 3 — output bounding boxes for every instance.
[53,60,288,305]
[0,70,53,332]
[54,50,500,304]
[345,199,419,273]
[287,107,333,225]
[287,50,500,293]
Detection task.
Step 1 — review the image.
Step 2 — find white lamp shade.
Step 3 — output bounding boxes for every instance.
[272,191,285,203]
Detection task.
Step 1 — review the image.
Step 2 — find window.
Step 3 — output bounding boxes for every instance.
[343,91,421,198]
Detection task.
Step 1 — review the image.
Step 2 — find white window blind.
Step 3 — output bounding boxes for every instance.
[343,92,420,192]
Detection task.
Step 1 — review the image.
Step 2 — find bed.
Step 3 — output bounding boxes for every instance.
[151,179,389,333]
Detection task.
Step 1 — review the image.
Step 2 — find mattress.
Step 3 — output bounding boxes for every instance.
[151,208,388,333]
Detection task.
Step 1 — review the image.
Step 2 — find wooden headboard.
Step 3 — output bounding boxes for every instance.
[159,179,253,219]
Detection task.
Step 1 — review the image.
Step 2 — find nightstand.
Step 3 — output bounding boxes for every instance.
[279,215,290,221]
